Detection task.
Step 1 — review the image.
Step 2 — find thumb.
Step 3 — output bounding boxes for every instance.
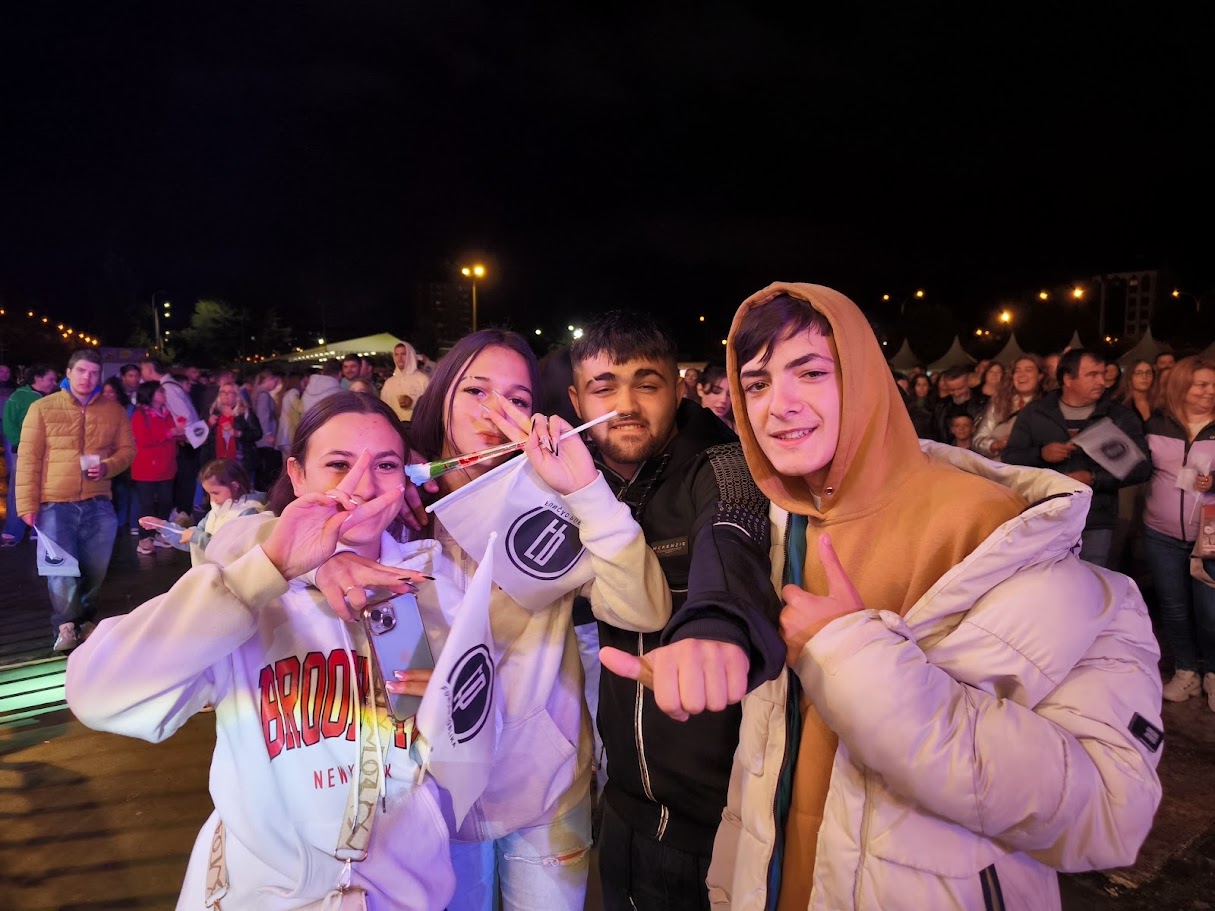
[599,647,654,690]
[817,534,862,608]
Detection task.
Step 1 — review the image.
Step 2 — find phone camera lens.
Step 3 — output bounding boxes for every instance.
[369,609,383,623]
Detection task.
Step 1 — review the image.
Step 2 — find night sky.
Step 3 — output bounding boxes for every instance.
[2,3,1212,357]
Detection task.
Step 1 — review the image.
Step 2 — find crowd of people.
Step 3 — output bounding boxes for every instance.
[0,293,1198,909]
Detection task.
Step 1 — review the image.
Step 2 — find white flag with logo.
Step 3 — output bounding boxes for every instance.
[427,456,594,611]
[415,534,500,828]
[34,526,80,577]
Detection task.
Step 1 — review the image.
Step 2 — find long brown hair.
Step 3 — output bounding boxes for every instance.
[989,354,1044,424]
[1114,359,1153,409]
[407,330,541,461]
[265,391,408,518]
[1163,356,1215,432]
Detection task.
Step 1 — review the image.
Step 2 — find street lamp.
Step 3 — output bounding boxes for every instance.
[1173,288,1205,314]
[151,291,171,351]
[886,288,926,316]
[460,264,486,332]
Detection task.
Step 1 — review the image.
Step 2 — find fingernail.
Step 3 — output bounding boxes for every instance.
[481,403,491,414]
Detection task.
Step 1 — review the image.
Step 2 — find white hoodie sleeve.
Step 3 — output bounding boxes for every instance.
[66,545,290,743]
[564,472,672,632]
[793,561,1162,871]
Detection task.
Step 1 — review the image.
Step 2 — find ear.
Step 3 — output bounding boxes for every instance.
[285,457,306,497]
[568,384,583,421]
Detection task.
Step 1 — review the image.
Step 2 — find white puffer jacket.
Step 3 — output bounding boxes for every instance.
[708,445,1164,911]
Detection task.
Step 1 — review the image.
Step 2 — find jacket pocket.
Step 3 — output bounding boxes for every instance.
[467,706,578,839]
[863,784,1006,878]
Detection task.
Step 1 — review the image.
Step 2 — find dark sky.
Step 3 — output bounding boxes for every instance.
[2,3,1212,353]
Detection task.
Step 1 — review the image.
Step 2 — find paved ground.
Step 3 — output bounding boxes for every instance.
[2,474,1214,907]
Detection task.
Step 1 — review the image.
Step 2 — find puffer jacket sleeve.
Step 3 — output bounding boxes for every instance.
[971,400,1004,458]
[662,444,786,690]
[106,404,137,478]
[792,558,1163,871]
[66,542,290,742]
[15,400,48,517]
[565,472,671,632]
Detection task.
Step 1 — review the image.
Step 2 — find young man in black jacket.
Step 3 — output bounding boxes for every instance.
[568,312,784,911]
[1003,348,1151,567]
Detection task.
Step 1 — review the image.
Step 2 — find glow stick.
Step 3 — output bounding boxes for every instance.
[405,411,618,485]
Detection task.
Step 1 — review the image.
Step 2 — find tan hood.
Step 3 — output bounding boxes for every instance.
[726,281,924,521]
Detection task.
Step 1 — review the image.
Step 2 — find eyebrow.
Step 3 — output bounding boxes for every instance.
[740,352,832,379]
[321,450,403,460]
[582,367,666,389]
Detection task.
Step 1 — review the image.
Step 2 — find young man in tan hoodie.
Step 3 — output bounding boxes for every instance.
[698,282,1162,910]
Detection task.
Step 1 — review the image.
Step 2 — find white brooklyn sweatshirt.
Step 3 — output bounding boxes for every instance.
[65,529,456,911]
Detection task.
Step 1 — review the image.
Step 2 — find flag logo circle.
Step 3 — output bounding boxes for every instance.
[448,645,493,744]
[505,506,585,580]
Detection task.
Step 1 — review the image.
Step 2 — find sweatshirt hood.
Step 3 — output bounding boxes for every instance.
[726,281,924,520]
[394,342,420,376]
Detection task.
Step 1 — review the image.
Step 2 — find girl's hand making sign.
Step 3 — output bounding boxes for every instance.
[481,391,598,496]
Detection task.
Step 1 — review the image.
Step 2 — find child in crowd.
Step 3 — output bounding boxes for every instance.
[949,410,976,450]
[178,459,265,566]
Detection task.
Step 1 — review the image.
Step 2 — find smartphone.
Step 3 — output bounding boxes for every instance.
[361,591,435,721]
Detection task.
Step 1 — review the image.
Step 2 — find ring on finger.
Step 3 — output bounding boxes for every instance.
[342,583,360,611]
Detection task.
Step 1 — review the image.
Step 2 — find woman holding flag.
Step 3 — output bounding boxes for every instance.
[65,391,455,910]
[382,328,673,910]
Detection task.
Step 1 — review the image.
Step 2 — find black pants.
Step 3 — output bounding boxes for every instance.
[173,445,200,513]
[598,799,711,911]
[135,479,174,539]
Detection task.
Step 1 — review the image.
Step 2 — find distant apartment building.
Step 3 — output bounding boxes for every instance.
[411,280,473,356]
[1092,270,1157,339]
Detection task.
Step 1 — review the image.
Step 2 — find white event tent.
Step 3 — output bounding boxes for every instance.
[284,333,406,364]
[887,339,921,371]
[926,336,976,372]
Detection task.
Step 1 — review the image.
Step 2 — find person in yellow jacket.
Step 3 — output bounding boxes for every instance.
[16,349,136,651]
[702,283,1163,910]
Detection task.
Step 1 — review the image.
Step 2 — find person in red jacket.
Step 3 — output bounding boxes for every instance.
[131,381,179,556]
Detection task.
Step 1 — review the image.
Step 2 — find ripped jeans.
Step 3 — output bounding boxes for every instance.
[447,797,592,911]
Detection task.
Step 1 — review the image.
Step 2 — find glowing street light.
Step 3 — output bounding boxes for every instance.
[1072,287,1085,300]
[1038,290,1049,301]
[460,263,487,332]
[998,310,1012,324]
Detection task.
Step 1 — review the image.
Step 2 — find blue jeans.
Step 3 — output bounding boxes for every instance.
[1143,525,1215,674]
[448,798,592,911]
[1080,527,1114,568]
[4,442,26,540]
[39,498,118,633]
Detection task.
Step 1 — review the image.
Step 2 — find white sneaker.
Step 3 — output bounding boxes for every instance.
[1163,669,1202,702]
[1204,673,1215,713]
[52,623,79,652]
[136,538,154,555]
